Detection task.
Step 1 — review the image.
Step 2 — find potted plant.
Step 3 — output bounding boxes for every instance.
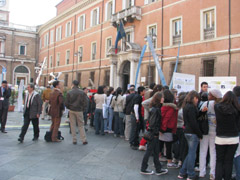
[8,90,16,112]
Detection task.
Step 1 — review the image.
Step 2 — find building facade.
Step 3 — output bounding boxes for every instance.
[0,0,39,86]
[38,0,240,91]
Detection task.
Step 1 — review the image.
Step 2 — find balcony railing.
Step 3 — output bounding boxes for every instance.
[111,6,141,27]
[173,34,181,45]
[204,27,215,40]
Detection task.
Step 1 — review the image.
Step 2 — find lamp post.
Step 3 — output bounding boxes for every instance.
[144,33,157,87]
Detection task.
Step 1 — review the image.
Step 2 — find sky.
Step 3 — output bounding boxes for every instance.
[9,0,63,26]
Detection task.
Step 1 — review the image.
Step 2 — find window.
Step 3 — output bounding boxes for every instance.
[78,46,83,63]
[44,33,49,47]
[78,14,85,32]
[77,72,81,85]
[123,0,133,9]
[19,45,26,55]
[56,26,62,41]
[39,39,42,49]
[104,70,110,86]
[56,53,60,66]
[203,60,214,76]
[65,21,72,37]
[171,18,182,45]
[91,8,99,27]
[50,30,54,44]
[66,50,70,64]
[106,38,112,56]
[148,25,157,48]
[89,71,95,86]
[92,42,97,60]
[146,65,155,86]
[126,32,131,42]
[106,1,114,21]
[49,56,53,68]
[201,8,216,40]
[64,74,68,87]
[144,0,156,4]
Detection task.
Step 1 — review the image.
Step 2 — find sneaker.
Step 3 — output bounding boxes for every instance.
[172,158,178,164]
[155,169,168,176]
[83,141,88,145]
[104,130,108,133]
[177,161,182,167]
[108,130,114,134]
[209,174,215,180]
[194,167,200,172]
[159,156,167,162]
[187,175,199,180]
[167,162,179,168]
[139,145,146,151]
[140,170,154,175]
[18,138,23,143]
[178,174,187,179]
[32,137,38,141]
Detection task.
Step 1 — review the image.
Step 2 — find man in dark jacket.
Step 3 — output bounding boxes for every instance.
[65,80,88,145]
[18,84,42,143]
[0,80,11,133]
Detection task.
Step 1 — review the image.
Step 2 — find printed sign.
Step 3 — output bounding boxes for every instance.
[172,72,195,93]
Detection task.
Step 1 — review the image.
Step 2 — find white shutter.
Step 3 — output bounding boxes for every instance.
[97,7,100,24]
[90,10,93,27]
[77,16,80,32]
[105,3,108,21]
[65,23,67,37]
[83,14,86,30]
[70,21,72,36]
[112,0,115,14]
[60,26,62,40]
[144,0,148,5]
[131,0,134,6]
[122,0,126,9]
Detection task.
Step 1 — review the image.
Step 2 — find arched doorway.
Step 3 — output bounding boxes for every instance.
[14,65,30,86]
[121,61,130,93]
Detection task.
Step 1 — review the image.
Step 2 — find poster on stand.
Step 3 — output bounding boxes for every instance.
[172,72,195,93]
[199,76,237,95]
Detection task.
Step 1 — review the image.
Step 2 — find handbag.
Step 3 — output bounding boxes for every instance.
[198,101,209,135]
[143,131,154,141]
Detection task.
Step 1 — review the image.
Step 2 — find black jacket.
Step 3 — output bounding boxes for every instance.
[214,103,240,137]
[183,103,203,139]
[148,106,162,136]
[0,87,11,109]
[124,93,135,115]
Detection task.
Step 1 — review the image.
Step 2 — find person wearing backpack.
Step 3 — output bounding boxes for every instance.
[140,92,168,176]
[199,89,222,180]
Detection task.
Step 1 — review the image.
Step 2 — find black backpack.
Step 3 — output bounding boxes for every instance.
[44,131,64,142]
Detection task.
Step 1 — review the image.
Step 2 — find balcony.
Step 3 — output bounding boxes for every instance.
[204,27,215,40]
[111,6,141,27]
[172,34,181,45]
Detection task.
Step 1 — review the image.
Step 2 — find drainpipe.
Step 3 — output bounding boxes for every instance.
[97,0,104,87]
[228,0,231,76]
[47,29,50,82]
[72,14,77,82]
[53,25,56,73]
[10,30,15,84]
[161,0,164,83]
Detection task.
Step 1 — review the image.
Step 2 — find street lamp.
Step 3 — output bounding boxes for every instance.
[144,33,157,87]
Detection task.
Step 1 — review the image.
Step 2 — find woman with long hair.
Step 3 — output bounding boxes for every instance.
[111,87,125,137]
[159,89,178,168]
[104,87,114,133]
[178,90,202,180]
[214,91,240,180]
[140,92,168,176]
[199,89,222,180]
[94,85,107,135]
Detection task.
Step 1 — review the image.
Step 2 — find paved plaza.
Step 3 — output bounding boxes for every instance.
[0,111,210,180]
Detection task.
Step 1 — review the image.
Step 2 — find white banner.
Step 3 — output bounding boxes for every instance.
[172,72,195,93]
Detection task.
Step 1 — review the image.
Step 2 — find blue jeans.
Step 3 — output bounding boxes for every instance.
[180,133,199,178]
[104,107,113,131]
[234,133,240,180]
[114,112,124,136]
[94,109,104,134]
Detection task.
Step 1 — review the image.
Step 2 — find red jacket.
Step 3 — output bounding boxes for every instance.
[160,103,178,134]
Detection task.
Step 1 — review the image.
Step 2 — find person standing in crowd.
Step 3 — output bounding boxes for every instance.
[199,82,208,97]
[124,87,135,141]
[178,90,203,180]
[48,81,64,142]
[214,91,240,180]
[199,89,222,180]
[130,86,145,150]
[144,83,155,100]
[0,80,11,133]
[65,81,88,145]
[82,87,90,126]
[104,87,114,133]
[90,93,96,127]
[111,87,125,138]
[159,89,178,168]
[94,85,107,135]
[18,84,42,143]
[172,92,188,167]
[41,85,52,120]
[233,86,240,180]
[140,92,168,176]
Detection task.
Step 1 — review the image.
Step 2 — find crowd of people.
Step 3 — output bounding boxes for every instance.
[0,79,239,180]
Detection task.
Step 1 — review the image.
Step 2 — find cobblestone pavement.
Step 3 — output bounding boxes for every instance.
[0,110,210,180]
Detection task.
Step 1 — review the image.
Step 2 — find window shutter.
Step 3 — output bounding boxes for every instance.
[122,0,126,9]
[60,26,62,40]
[83,14,86,30]
[65,23,67,37]
[70,21,72,36]
[90,10,93,27]
[105,3,108,21]
[77,16,80,32]
[56,28,58,41]
[131,0,134,6]
[112,0,115,14]
[144,0,148,5]
[97,7,100,24]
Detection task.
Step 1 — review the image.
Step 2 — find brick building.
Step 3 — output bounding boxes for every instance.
[0,0,39,86]
[38,0,240,91]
